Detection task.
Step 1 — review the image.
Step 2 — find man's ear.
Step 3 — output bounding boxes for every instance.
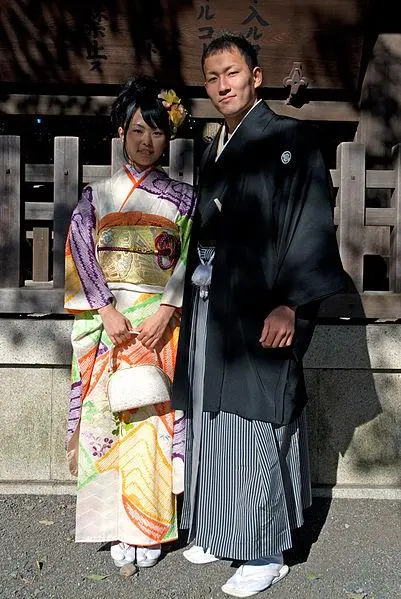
[253,66,263,89]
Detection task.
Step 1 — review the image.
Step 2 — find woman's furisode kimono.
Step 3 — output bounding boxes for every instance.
[64,164,195,545]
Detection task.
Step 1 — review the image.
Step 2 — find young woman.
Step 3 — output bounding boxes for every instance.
[64,76,194,568]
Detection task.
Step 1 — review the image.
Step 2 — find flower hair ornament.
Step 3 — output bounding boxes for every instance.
[158,89,187,137]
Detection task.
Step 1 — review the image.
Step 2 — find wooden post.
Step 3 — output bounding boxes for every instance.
[390,144,401,292]
[111,137,124,175]
[169,139,194,185]
[32,227,50,282]
[0,136,20,288]
[337,142,366,292]
[53,137,79,289]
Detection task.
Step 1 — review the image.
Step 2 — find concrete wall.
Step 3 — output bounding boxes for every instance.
[0,318,400,497]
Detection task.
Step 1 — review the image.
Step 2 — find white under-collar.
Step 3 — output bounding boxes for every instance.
[216,99,262,160]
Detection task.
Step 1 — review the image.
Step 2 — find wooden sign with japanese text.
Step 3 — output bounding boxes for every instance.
[0,0,369,90]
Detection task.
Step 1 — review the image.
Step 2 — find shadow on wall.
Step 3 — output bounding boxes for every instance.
[0,0,391,120]
[296,0,371,103]
[288,273,400,566]
[0,315,72,368]
[312,276,385,484]
[357,33,401,167]
[0,0,194,92]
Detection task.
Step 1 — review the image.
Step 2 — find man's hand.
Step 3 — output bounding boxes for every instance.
[98,304,134,346]
[259,305,296,348]
[136,305,176,350]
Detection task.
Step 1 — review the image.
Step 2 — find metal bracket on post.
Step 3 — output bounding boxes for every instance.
[283,62,309,107]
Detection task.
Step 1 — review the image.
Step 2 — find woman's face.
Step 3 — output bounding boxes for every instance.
[119,108,167,170]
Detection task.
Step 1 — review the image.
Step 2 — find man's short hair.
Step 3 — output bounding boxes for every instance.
[201,32,259,74]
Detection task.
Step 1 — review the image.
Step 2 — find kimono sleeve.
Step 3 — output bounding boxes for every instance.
[64,185,114,313]
[274,124,347,307]
[161,183,196,308]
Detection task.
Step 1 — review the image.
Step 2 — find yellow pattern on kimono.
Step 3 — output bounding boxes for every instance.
[96,419,174,540]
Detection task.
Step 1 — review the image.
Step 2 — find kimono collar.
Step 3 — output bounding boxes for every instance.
[118,164,155,212]
[216,99,263,161]
[201,101,276,173]
[125,163,154,178]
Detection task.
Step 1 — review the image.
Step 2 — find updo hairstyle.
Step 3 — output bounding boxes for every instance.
[110,76,170,163]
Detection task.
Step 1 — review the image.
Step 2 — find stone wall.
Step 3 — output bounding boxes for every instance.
[0,318,400,497]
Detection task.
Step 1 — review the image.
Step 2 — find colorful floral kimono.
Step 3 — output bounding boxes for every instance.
[65,164,195,545]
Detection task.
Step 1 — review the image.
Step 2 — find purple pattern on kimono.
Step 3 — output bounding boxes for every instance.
[172,412,186,461]
[96,340,109,357]
[67,380,82,442]
[69,186,113,309]
[126,166,195,218]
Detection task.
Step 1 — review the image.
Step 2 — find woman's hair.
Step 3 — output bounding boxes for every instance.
[110,76,170,163]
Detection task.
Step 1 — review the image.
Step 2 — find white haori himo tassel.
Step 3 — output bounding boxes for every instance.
[191,263,212,286]
[191,246,215,300]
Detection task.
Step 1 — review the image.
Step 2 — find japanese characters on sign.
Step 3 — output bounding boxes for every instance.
[85,9,108,73]
[196,0,269,59]
[240,0,269,56]
[197,0,217,53]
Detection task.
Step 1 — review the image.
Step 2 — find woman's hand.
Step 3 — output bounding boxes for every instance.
[98,304,133,346]
[136,305,176,350]
[259,305,296,348]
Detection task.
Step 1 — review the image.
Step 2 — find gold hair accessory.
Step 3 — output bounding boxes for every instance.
[158,89,187,137]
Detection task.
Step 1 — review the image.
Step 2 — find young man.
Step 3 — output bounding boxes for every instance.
[172,33,346,597]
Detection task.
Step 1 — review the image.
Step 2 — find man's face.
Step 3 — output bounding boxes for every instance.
[204,47,262,129]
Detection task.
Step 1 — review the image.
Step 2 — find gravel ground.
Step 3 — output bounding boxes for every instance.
[0,495,400,599]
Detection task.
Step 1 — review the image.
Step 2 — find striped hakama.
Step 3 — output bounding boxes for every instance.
[181,287,312,561]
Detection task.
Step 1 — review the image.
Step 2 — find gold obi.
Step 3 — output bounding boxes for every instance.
[97,223,181,287]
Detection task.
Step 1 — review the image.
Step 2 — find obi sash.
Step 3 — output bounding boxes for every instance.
[97,211,180,288]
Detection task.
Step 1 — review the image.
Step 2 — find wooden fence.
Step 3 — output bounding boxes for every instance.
[0,135,401,319]
[0,136,193,314]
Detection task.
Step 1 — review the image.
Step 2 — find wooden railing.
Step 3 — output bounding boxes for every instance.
[0,136,193,314]
[0,136,401,318]
[322,142,401,318]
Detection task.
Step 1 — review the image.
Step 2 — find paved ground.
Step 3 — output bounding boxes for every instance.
[0,495,399,599]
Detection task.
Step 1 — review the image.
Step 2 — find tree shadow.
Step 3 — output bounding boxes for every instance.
[286,274,385,566]
[357,33,401,167]
[0,0,194,93]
